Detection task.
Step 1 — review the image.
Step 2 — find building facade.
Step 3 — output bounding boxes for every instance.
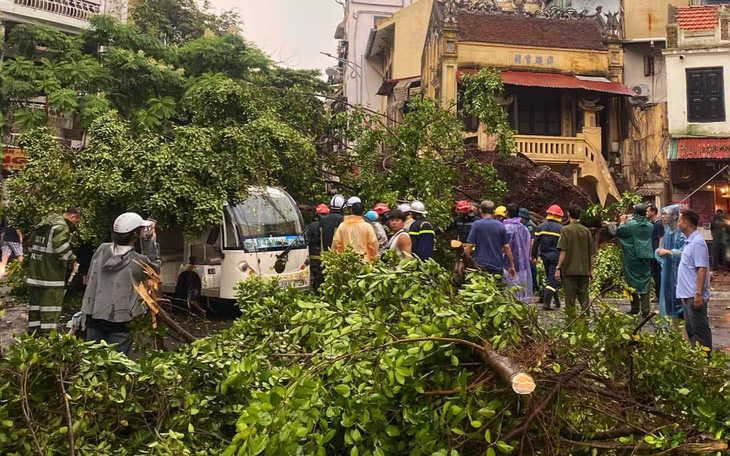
[664,4,730,229]
[416,0,636,205]
[332,0,418,109]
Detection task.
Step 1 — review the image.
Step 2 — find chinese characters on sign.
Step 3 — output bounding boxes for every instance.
[513,53,555,67]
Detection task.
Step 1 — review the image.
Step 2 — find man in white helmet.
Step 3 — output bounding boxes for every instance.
[318,194,346,251]
[408,200,436,261]
[397,203,414,231]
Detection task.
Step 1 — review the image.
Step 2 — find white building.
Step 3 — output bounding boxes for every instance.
[332,0,417,108]
[1,0,128,33]
[664,4,730,227]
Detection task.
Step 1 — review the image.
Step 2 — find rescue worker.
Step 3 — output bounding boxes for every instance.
[495,206,507,222]
[318,193,346,258]
[332,202,379,263]
[27,206,82,334]
[532,205,563,310]
[450,201,479,243]
[520,207,539,300]
[346,196,361,214]
[373,202,391,234]
[408,200,436,261]
[306,204,329,293]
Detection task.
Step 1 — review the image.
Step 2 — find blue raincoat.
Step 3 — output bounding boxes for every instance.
[503,217,533,304]
[655,205,686,317]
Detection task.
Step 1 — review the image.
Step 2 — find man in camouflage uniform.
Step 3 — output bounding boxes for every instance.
[27,207,81,334]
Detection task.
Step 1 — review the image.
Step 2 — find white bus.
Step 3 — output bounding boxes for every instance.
[158,186,310,307]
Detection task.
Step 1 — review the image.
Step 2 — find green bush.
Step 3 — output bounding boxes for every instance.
[590,244,630,298]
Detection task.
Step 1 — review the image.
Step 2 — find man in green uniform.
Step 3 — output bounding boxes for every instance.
[616,204,655,316]
[27,207,81,334]
[556,205,596,311]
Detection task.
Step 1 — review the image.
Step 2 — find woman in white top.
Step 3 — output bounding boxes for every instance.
[387,210,412,260]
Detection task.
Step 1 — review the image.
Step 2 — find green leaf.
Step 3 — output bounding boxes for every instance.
[486,449,496,456]
[334,385,351,397]
[385,425,400,437]
[678,388,690,396]
[350,447,359,456]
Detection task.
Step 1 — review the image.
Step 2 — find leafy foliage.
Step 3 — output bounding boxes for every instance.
[581,192,643,227]
[589,244,630,298]
[2,252,729,455]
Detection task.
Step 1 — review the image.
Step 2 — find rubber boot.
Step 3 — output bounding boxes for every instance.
[629,293,640,315]
[542,289,554,311]
[553,292,561,308]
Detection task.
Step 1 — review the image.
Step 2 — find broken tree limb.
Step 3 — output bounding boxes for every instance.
[134,262,197,344]
[560,437,729,454]
[476,343,536,395]
[502,362,587,443]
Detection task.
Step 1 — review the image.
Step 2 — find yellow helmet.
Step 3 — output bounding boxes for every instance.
[495,206,507,217]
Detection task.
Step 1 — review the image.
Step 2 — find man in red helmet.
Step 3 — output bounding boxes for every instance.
[449,201,479,243]
[305,203,330,294]
[532,205,564,310]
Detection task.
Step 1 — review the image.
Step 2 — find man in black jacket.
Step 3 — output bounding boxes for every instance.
[532,205,563,310]
[306,204,330,294]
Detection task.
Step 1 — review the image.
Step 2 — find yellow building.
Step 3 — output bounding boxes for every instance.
[368,0,642,205]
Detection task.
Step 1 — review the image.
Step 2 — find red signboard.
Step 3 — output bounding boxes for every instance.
[2,147,26,171]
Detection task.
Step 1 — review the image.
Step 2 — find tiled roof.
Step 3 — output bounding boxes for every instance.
[456,12,606,51]
[669,138,730,160]
[675,6,719,31]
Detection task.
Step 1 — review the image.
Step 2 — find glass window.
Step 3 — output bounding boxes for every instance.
[223,188,305,252]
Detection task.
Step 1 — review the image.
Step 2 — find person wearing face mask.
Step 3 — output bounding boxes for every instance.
[655,205,686,322]
[81,213,160,356]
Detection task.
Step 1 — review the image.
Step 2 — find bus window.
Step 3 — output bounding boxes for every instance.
[223,210,240,249]
[225,190,305,252]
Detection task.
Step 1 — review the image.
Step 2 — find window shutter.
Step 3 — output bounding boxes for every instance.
[686,68,725,123]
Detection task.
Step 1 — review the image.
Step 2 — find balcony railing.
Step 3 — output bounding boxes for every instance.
[13,0,101,21]
[515,135,587,164]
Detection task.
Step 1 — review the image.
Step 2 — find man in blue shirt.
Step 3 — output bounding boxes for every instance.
[676,209,712,351]
[464,201,516,279]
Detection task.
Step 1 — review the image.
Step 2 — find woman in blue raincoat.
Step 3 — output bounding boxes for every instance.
[655,205,686,320]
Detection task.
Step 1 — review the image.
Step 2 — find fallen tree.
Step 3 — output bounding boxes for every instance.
[0,251,729,455]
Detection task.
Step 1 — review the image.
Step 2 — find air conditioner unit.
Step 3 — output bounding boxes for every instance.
[633,84,650,98]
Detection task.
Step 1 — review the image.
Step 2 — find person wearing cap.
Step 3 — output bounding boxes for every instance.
[465,201,516,279]
[318,194,346,261]
[398,203,414,230]
[450,201,479,243]
[533,205,564,310]
[365,210,388,254]
[81,212,160,356]
[332,202,379,262]
[409,200,436,261]
[494,206,507,222]
[305,204,330,293]
[27,206,82,335]
[503,204,533,304]
[616,203,654,316]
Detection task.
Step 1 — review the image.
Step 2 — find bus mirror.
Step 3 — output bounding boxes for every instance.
[206,227,220,245]
[274,257,287,274]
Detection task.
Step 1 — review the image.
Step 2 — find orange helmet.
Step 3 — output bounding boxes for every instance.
[455,200,471,214]
[546,205,564,217]
[373,202,390,215]
[315,204,330,215]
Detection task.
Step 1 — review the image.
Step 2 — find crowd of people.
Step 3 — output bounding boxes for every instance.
[8,196,715,356]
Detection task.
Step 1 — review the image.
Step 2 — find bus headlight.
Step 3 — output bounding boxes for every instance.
[238,261,249,272]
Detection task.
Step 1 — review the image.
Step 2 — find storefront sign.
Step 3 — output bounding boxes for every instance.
[512,52,555,67]
[2,147,26,171]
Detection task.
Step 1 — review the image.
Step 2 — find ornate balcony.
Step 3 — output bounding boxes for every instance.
[12,0,101,21]
[515,135,588,164]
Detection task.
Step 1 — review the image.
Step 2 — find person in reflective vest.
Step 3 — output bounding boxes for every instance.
[27,206,82,334]
[532,205,563,310]
[409,200,435,261]
[450,201,479,243]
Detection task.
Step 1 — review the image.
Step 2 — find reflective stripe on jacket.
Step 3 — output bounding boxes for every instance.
[27,214,76,288]
[532,219,562,262]
[409,218,435,261]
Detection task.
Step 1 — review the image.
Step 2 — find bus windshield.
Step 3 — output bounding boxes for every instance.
[224,188,305,252]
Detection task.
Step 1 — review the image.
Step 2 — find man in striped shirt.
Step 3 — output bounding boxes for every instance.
[27,207,81,334]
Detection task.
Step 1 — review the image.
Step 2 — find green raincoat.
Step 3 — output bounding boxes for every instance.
[616,215,654,294]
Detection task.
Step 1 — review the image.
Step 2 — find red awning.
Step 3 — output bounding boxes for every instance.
[500,71,637,96]
[458,69,637,96]
[672,138,730,160]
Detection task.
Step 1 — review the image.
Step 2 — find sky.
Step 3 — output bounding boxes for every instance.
[210,0,344,74]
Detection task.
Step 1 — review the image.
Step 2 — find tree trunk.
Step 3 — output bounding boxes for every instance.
[476,343,535,395]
